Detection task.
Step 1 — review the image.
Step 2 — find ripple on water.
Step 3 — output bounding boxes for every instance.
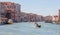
[0,22,60,35]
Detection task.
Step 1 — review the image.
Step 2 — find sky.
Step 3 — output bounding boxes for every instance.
[0,0,60,16]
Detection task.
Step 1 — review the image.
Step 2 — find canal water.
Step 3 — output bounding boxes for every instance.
[0,22,60,35]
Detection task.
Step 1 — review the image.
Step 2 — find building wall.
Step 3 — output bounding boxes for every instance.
[44,16,52,22]
[19,12,44,22]
[52,16,58,22]
[0,2,21,22]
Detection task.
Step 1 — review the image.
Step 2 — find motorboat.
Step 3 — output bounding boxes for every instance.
[7,19,13,24]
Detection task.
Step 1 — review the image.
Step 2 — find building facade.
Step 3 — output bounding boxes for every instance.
[0,2,44,22]
[0,2,21,22]
[44,16,52,23]
[19,12,44,22]
[52,15,58,22]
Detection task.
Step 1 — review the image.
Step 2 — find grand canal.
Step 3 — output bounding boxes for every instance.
[0,22,60,35]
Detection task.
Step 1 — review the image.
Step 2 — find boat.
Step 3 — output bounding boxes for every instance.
[7,19,13,24]
[45,20,52,23]
[35,22,41,28]
[0,18,13,25]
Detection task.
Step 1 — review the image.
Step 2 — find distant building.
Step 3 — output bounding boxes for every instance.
[44,16,52,23]
[52,15,58,22]
[0,2,21,22]
[58,9,60,21]
[19,12,43,22]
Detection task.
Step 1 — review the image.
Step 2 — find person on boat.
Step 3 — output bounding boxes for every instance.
[35,22,41,28]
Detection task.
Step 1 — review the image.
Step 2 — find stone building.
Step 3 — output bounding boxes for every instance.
[0,2,21,22]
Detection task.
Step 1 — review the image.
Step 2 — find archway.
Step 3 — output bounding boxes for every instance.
[5,10,12,19]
